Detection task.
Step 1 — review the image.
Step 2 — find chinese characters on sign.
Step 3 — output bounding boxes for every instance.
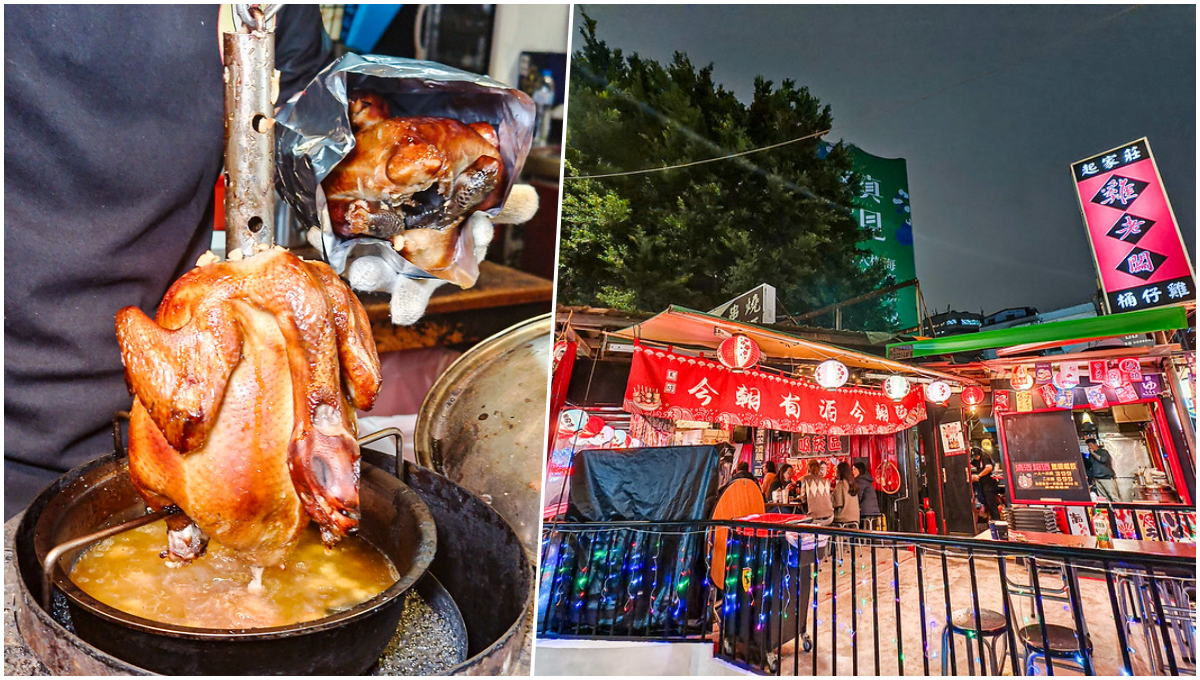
[1012,462,1086,493]
[624,343,927,435]
[710,284,777,325]
[1071,138,1195,313]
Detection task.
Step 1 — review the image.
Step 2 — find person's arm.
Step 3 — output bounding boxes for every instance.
[274,5,334,104]
[832,482,844,510]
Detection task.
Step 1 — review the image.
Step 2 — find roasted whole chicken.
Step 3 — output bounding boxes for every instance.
[322,91,504,278]
[115,248,382,567]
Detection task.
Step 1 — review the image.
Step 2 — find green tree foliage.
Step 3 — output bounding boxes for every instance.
[560,12,898,330]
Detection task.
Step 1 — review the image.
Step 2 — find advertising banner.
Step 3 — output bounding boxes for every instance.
[624,343,926,435]
[850,146,918,329]
[1071,138,1195,314]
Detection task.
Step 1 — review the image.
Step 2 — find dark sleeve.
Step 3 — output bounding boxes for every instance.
[274,5,334,104]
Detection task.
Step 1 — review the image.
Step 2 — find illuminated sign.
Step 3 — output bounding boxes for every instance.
[1072,139,1195,314]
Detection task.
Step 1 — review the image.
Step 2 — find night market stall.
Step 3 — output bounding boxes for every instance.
[538,305,1197,677]
[890,304,1196,543]
[545,306,978,533]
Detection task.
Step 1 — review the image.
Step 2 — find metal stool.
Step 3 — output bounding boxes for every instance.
[860,514,883,532]
[833,521,858,559]
[1018,623,1092,675]
[940,607,1009,675]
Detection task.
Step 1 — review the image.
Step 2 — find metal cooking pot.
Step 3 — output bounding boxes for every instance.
[415,313,550,554]
[18,451,436,675]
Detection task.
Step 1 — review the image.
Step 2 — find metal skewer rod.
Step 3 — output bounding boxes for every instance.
[223,4,280,256]
[41,509,173,612]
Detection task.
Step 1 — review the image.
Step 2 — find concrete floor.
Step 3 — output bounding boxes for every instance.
[741,542,1195,676]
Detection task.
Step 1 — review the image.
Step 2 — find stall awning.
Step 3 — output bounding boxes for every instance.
[609,305,976,385]
[887,306,1189,359]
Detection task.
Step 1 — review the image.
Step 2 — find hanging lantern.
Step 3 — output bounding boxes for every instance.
[814,359,850,390]
[884,375,911,400]
[927,380,952,404]
[961,385,985,407]
[1010,365,1034,391]
[717,333,761,370]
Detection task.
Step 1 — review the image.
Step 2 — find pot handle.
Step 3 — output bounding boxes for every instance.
[357,427,405,479]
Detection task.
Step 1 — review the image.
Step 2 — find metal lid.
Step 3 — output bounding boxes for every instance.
[415,313,550,554]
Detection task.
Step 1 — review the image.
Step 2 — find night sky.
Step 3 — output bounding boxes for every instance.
[571,4,1196,317]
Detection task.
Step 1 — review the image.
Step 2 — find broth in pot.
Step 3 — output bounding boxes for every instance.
[70,520,397,629]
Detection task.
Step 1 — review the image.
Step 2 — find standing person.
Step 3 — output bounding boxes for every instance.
[970,447,1001,521]
[4,6,332,519]
[759,460,778,497]
[797,459,833,525]
[853,461,882,527]
[1085,438,1118,502]
[832,462,860,526]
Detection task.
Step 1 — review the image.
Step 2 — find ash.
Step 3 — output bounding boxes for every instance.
[370,590,464,675]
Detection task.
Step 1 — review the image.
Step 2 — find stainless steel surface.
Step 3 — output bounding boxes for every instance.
[223,19,276,256]
[415,313,551,555]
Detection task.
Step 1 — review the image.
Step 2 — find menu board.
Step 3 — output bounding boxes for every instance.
[1001,411,1092,503]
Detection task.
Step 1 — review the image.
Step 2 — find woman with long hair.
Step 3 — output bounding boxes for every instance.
[832,461,860,525]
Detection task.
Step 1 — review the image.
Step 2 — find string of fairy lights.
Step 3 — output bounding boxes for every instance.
[540,525,1191,674]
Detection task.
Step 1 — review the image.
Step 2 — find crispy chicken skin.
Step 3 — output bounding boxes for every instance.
[115,249,381,566]
[323,91,504,278]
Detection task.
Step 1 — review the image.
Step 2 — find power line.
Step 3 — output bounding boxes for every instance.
[567,4,1141,181]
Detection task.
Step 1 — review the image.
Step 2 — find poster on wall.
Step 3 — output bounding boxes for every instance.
[939,421,967,455]
[753,428,767,476]
[1071,138,1196,314]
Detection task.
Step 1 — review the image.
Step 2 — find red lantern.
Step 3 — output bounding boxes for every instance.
[717,333,760,370]
[961,385,985,407]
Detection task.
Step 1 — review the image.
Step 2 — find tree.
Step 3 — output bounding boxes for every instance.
[559,12,898,330]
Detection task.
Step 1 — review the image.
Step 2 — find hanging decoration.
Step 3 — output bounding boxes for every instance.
[624,343,926,435]
[1085,385,1109,409]
[1089,360,1108,384]
[1034,362,1053,385]
[1015,390,1034,412]
[884,375,911,401]
[1104,366,1127,389]
[1040,384,1059,409]
[926,380,952,404]
[1137,374,1161,399]
[814,359,850,390]
[960,385,985,408]
[717,333,761,370]
[1010,365,1035,391]
[1056,363,1081,390]
[1115,383,1141,404]
[1119,357,1142,382]
[1055,388,1076,409]
[993,389,1011,413]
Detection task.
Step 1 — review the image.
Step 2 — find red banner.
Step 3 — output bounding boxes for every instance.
[623,343,927,435]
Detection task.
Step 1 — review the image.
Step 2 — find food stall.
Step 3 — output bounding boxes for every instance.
[891,304,1196,541]
[546,305,979,533]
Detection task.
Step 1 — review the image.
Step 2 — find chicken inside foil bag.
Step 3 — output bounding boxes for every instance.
[275,54,535,292]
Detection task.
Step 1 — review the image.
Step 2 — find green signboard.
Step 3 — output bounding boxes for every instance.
[849,146,917,329]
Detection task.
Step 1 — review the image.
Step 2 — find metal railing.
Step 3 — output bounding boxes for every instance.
[538,520,1196,676]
